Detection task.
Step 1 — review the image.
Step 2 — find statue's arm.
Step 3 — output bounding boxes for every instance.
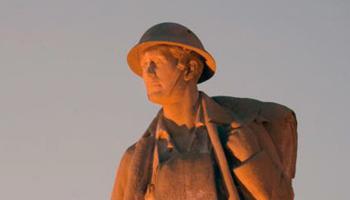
[226,110,296,200]
[111,145,135,200]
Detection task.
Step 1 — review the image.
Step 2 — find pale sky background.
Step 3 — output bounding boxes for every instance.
[1,0,349,199]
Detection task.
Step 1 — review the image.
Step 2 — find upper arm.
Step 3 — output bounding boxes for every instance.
[111,145,135,200]
[259,104,298,179]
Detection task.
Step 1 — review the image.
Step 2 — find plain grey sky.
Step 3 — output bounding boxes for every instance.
[1,0,349,199]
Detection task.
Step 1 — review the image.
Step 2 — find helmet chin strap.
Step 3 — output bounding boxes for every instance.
[164,66,186,98]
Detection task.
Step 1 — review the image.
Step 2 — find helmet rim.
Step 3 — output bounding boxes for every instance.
[126,22,216,84]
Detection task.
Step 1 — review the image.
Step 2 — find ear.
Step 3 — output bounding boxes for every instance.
[184,60,199,81]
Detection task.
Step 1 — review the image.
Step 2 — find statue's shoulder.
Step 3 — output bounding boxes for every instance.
[212,95,296,124]
[127,143,137,153]
[213,95,298,179]
[121,143,137,161]
[117,142,138,171]
[122,143,137,167]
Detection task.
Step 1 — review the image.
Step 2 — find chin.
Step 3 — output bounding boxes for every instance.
[147,91,166,105]
[147,91,179,106]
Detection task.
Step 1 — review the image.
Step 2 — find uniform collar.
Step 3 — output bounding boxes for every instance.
[148,91,237,139]
[199,91,235,125]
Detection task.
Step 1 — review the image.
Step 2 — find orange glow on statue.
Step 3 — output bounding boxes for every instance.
[111,22,298,200]
[140,45,204,128]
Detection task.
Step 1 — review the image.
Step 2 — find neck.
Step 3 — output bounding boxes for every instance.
[162,87,200,129]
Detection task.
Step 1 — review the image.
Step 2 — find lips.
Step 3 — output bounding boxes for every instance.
[148,81,161,88]
[146,81,162,93]
[152,83,161,87]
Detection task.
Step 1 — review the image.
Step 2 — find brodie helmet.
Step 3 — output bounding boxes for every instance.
[127,22,216,83]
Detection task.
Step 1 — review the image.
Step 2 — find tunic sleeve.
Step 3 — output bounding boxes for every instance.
[111,145,135,200]
[233,150,294,200]
[226,118,294,200]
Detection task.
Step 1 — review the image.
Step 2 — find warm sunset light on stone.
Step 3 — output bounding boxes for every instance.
[111,22,297,200]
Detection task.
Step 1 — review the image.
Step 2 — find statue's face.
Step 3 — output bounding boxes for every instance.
[140,47,185,105]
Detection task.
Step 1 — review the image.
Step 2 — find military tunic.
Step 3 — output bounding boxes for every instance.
[149,112,219,199]
[111,92,297,200]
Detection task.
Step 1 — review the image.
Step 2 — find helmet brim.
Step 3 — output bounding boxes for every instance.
[127,41,216,84]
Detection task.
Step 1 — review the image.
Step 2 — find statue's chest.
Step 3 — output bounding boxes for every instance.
[150,125,223,199]
[154,152,218,200]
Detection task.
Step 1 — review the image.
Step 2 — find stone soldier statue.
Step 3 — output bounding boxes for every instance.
[111,22,297,200]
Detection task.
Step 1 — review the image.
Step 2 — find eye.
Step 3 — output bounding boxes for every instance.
[155,56,167,64]
[155,57,162,63]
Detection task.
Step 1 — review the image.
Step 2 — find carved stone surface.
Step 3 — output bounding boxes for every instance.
[111,22,297,200]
